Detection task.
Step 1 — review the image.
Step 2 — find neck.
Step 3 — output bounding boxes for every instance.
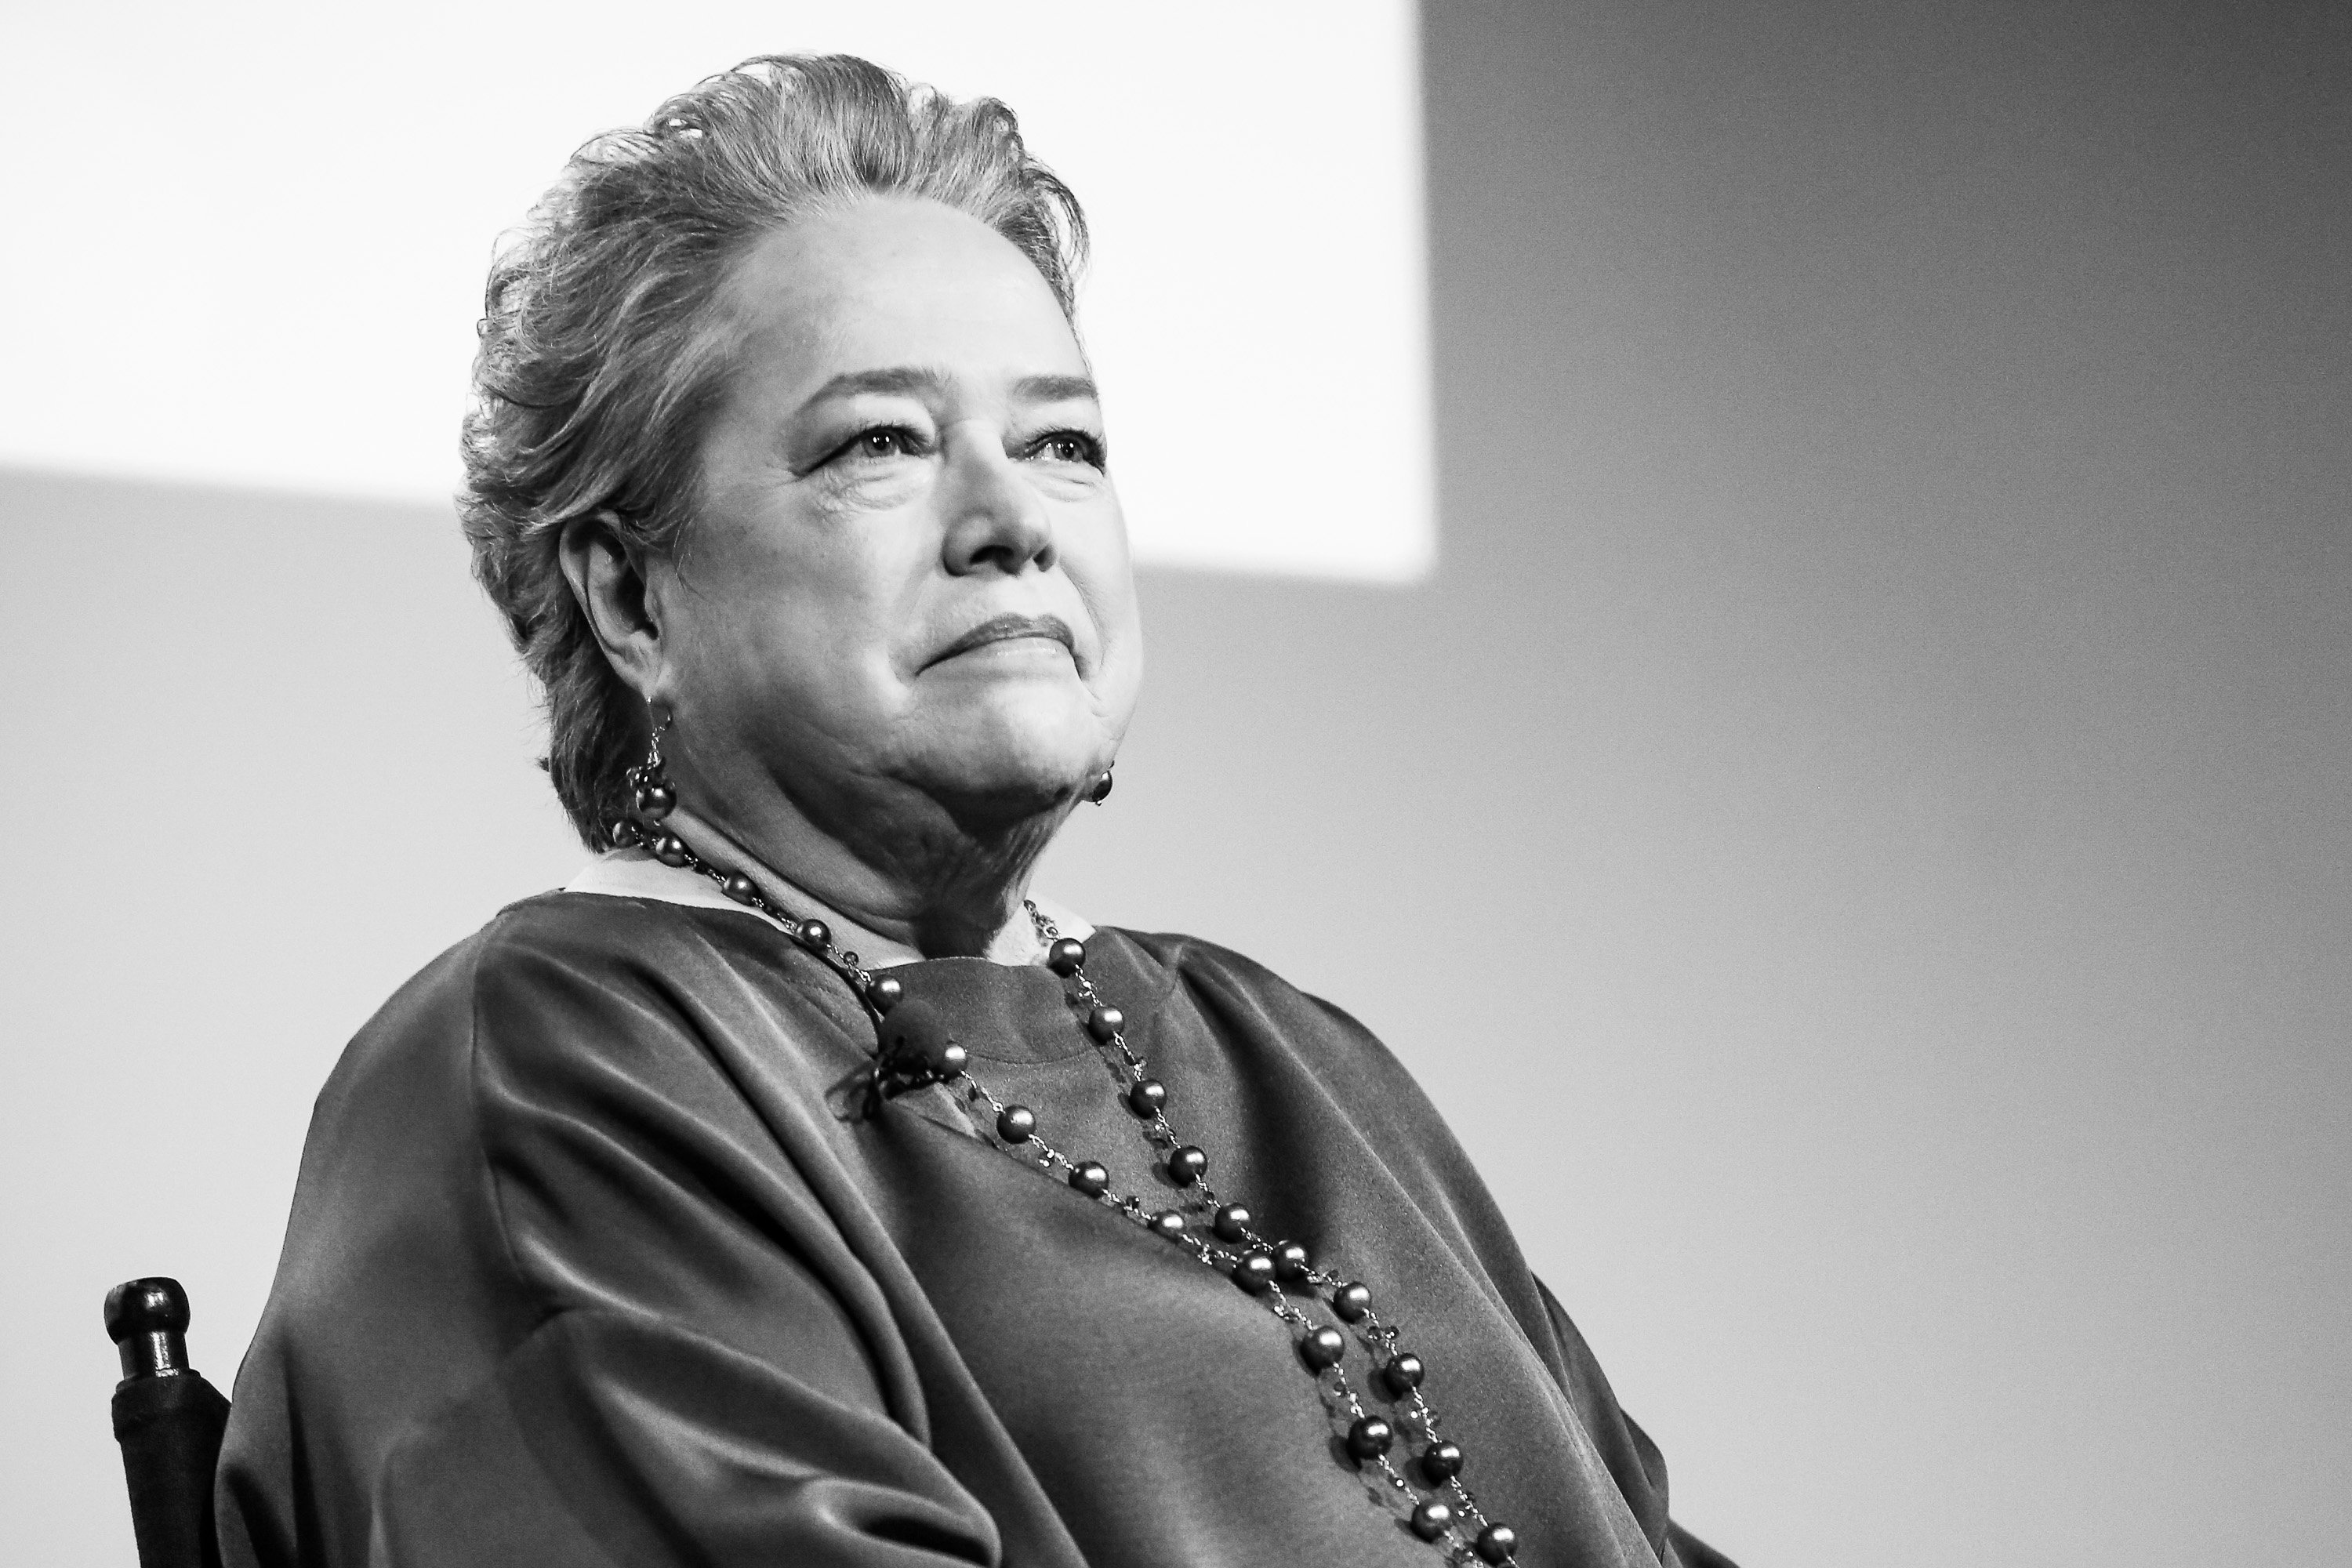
[659,797,1065,965]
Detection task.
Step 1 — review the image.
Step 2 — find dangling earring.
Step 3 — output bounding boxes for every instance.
[1087,763,1115,805]
[630,711,677,822]
[622,711,691,864]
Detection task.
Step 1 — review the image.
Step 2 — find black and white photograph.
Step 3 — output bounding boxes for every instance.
[5,4,2346,1566]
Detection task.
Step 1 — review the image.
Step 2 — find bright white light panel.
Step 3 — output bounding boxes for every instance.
[1,3,1430,582]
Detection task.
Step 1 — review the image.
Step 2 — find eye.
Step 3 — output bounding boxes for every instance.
[1025,430,1106,469]
[846,425,921,462]
[814,423,931,472]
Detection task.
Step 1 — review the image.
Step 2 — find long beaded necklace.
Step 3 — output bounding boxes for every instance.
[614,803,1523,1566]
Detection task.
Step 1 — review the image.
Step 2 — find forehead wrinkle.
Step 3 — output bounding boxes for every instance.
[792,365,953,418]
[791,367,1101,425]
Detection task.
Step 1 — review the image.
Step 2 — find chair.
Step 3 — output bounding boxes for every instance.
[104,1278,230,1568]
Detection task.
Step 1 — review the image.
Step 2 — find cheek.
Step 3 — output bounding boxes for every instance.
[702,524,930,725]
[1061,502,1140,660]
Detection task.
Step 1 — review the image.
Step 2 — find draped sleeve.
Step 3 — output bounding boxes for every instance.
[216,899,1009,1568]
[1531,1279,1738,1568]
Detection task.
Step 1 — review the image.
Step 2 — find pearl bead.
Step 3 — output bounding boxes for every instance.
[1126,1079,1167,1118]
[1087,1004,1125,1041]
[1345,1415,1394,1461]
[996,1105,1036,1143]
[1332,1282,1373,1322]
[1420,1439,1463,1483]
[633,781,677,820]
[1298,1326,1347,1370]
[650,832,690,867]
[1232,1252,1276,1294]
[796,919,831,953]
[1212,1203,1254,1242]
[1149,1209,1185,1238]
[866,975,903,1014]
[1274,1241,1311,1281]
[937,1044,968,1076]
[1046,937,1086,975]
[721,873,759,904]
[1069,1161,1109,1196]
[1381,1352,1425,1397]
[1474,1523,1517,1563]
[1166,1145,1207,1185]
[1410,1501,1455,1542]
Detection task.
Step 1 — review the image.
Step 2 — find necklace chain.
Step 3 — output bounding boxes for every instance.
[609,818,1521,1565]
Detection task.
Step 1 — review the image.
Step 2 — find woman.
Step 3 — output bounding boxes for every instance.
[216,55,1733,1568]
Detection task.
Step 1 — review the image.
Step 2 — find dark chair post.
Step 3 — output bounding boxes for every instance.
[105,1278,230,1568]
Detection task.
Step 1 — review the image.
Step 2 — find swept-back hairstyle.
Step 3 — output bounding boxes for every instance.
[460,53,1087,848]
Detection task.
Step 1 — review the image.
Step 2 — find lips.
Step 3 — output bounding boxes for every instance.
[924,613,1077,670]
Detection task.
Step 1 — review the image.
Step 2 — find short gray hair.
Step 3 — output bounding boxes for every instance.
[459,53,1088,848]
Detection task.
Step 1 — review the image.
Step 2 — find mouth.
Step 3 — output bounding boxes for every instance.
[924,613,1078,671]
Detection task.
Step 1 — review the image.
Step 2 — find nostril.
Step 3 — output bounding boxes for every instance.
[943,488,1057,575]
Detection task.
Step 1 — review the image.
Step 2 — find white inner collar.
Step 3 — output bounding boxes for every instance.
[562,848,1095,967]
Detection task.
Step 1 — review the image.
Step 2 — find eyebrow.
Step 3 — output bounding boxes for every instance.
[791,366,1101,418]
[1012,373,1100,405]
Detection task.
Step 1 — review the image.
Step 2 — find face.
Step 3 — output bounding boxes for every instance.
[651,197,1142,834]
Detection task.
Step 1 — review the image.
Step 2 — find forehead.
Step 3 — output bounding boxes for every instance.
[716,197,1087,391]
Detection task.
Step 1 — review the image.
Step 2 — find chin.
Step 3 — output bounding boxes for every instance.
[903,711,1102,828]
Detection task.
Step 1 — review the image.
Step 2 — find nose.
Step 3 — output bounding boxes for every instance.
[939,423,1056,577]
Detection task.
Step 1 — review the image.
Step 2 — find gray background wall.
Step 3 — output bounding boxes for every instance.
[5,2,2346,1563]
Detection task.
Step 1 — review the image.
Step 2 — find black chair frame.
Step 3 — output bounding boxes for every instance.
[105,1277,230,1568]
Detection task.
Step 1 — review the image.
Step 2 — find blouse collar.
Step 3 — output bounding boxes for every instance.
[562,849,1095,968]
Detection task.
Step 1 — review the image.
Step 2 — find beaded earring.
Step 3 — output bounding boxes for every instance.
[628,711,677,821]
[621,712,693,866]
[1087,763,1116,804]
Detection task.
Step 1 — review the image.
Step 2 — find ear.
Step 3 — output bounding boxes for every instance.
[557,514,669,703]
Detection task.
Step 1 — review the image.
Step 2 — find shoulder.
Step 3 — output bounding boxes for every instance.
[280,890,859,1305]
[323,893,683,1081]
[315,891,846,1134]
[1102,925,1323,1008]
[1102,927,1427,1092]
[1106,924,1502,1192]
